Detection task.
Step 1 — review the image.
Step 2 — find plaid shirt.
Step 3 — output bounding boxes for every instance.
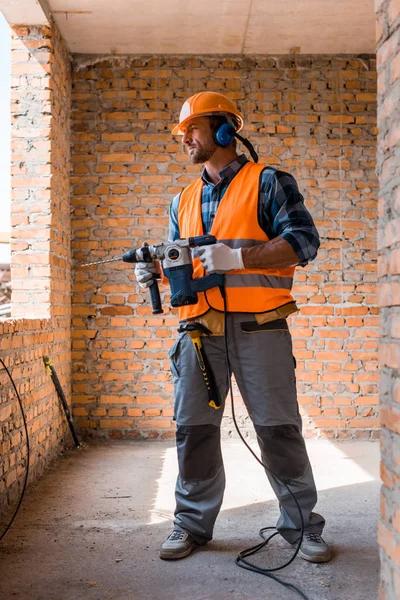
[168,154,320,266]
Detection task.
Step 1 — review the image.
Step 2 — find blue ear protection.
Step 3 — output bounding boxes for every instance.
[214,122,236,147]
[214,120,259,163]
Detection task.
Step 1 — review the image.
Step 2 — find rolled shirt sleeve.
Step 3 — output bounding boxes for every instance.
[259,169,320,267]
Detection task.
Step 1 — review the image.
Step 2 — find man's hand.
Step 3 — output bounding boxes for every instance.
[197,243,244,274]
[134,262,159,289]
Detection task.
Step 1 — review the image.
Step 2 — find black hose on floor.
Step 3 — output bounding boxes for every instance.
[0,358,30,542]
[0,355,80,542]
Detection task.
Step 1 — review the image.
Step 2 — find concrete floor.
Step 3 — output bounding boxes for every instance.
[0,439,380,600]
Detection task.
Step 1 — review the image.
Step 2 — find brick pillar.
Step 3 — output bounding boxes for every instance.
[10,22,71,319]
[8,17,72,459]
[376,0,400,597]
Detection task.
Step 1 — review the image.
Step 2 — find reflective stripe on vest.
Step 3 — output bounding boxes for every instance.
[178,162,295,320]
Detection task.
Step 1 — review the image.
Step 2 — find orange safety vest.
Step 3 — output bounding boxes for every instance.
[178,162,296,321]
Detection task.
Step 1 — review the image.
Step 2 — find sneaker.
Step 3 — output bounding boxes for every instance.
[159,528,199,560]
[294,532,332,563]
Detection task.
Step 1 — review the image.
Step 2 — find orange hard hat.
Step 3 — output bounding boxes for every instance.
[172,91,244,135]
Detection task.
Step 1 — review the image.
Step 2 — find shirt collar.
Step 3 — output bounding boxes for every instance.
[201,154,248,187]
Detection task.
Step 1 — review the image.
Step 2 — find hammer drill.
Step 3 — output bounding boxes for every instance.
[82,234,224,314]
[82,234,224,409]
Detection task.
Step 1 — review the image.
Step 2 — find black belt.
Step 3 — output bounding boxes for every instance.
[240,318,288,333]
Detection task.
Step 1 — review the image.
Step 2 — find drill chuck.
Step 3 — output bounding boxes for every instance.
[122,249,139,263]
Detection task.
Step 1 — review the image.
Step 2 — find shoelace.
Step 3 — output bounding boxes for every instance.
[304,533,322,544]
[169,529,186,541]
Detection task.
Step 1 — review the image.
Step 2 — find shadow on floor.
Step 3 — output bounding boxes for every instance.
[0,440,380,600]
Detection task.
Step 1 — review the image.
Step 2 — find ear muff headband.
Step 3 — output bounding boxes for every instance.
[214,123,259,163]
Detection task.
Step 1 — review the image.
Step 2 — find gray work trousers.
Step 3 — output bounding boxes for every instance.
[168,313,325,546]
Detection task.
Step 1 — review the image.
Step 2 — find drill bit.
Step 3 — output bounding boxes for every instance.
[80,256,124,267]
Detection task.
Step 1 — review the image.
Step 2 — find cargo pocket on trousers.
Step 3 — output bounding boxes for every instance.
[168,334,184,379]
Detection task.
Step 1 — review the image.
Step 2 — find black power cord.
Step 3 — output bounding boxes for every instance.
[0,287,309,600]
[220,287,310,600]
[0,358,30,542]
[0,357,81,541]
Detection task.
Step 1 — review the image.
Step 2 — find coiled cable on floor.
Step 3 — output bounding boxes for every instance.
[220,287,310,600]
[0,358,30,542]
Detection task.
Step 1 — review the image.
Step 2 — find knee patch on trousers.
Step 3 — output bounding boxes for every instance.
[254,424,310,483]
[176,424,222,481]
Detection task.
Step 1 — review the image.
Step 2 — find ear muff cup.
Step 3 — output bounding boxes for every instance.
[214,122,236,147]
[213,121,260,163]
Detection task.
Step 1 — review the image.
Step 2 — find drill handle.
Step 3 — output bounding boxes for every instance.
[149,278,163,315]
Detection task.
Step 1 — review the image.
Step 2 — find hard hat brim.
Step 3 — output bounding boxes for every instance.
[171,111,244,136]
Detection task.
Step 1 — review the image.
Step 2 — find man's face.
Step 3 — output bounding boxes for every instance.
[181,117,217,164]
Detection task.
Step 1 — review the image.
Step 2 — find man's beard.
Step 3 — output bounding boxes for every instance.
[186,140,217,164]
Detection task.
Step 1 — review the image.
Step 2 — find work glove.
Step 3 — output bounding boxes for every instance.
[197,242,244,274]
[134,262,158,289]
[134,244,162,289]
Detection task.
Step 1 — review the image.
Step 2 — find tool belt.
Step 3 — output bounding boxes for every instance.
[183,301,298,336]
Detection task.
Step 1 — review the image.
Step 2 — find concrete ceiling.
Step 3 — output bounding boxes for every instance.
[1,0,376,55]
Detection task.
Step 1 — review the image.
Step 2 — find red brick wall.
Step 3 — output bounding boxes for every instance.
[71,55,378,440]
[0,20,72,520]
[0,319,69,519]
[376,0,400,596]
